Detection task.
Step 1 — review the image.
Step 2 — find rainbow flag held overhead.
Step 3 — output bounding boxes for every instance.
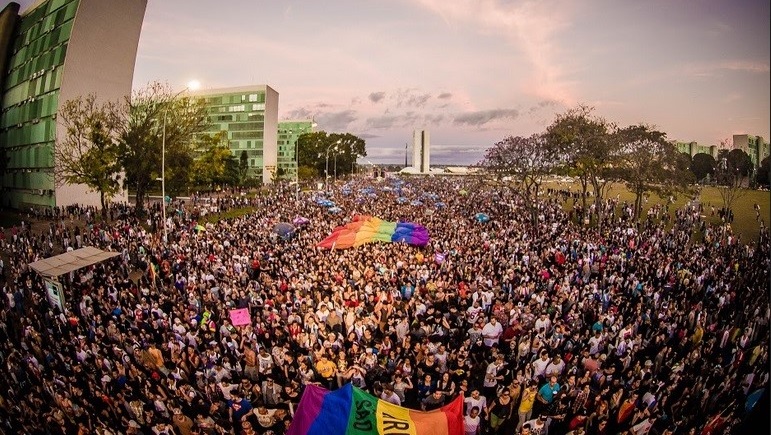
[288,384,463,435]
[317,215,430,249]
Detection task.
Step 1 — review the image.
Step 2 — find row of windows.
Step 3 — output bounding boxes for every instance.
[227,122,264,132]
[208,113,266,123]
[1,95,58,128]
[202,93,266,106]
[15,0,77,48]
[0,118,57,146]
[10,21,73,71]
[6,44,67,91]
[231,131,262,140]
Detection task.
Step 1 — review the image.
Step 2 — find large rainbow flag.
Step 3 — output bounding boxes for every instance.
[288,384,464,435]
[317,215,429,249]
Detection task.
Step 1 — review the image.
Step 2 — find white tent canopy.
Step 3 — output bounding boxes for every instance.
[28,247,120,278]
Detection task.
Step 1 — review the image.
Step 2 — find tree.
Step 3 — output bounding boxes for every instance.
[690,152,716,183]
[238,150,249,184]
[296,131,367,178]
[613,125,694,221]
[298,165,318,180]
[757,156,770,186]
[191,132,233,188]
[53,95,123,216]
[715,148,752,215]
[118,82,209,212]
[480,134,561,229]
[545,105,617,227]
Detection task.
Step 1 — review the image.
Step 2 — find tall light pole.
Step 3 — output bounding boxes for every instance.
[324,140,340,192]
[161,111,167,242]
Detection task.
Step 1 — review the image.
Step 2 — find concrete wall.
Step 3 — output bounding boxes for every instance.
[55,0,147,207]
[262,86,279,184]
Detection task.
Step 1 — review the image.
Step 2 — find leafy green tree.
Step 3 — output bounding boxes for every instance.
[53,94,123,215]
[480,133,561,229]
[757,156,770,186]
[296,131,366,178]
[298,165,318,180]
[118,82,209,212]
[238,150,249,184]
[613,125,694,220]
[192,135,235,187]
[715,147,753,214]
[690,152,716,183]
[545,105,617,227]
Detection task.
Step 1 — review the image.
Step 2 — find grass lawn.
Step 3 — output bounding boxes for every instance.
[544,181,770,244]
[198,207,255,225]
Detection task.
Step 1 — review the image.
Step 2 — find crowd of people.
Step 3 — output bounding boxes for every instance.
[0,175,768,435]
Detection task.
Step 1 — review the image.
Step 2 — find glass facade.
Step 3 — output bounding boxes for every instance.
[197,90,268,178]
[0,0,79,207]
[277,120,314,180]
[193,86,279,182]
[675,141,718,158]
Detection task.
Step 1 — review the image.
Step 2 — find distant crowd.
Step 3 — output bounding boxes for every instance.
[0,176,767,435]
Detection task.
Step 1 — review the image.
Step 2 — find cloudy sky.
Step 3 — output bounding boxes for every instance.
[18,0,771,164]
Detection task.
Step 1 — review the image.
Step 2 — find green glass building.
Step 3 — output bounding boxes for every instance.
[191,86,279,184]
[277,119,314,180]
[733,134,769,168]
[675,141,718,158]
[0,0,146,209]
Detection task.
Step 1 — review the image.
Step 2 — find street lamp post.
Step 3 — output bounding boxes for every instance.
[159,87,191,243]
[161,111,167,243]
[324,140,340,192]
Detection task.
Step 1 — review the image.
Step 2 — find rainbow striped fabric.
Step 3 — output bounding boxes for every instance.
[288,384,464,435]
[317,215,430,249]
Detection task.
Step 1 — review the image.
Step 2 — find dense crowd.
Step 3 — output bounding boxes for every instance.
[0,175,768,435]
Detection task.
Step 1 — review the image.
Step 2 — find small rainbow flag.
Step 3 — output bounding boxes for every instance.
[317,215,430,249]
[288,384,463,435]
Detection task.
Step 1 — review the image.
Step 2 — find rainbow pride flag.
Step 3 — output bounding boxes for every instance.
[317,215,430,249]
[288,384,463,435]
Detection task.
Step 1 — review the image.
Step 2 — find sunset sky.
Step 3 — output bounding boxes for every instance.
[17,0,771,164]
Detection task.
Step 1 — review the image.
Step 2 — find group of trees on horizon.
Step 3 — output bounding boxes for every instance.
[480,105,762,230]
[52,86,763,219]
[53,82,368,214]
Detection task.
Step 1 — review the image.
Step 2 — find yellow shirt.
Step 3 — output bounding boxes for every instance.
[519,389,536,413]
[316,359,336,378]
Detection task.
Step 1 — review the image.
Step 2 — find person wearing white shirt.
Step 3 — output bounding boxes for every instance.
[532,351,550,381]
[380,385,401,406]
[463,390,487,416]
[464,406,481,435]
[481,318,503,347]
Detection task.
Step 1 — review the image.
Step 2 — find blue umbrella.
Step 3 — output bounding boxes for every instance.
[329,206,342,214]
[746,388,764,413]
[435,202,446,209]
[396,197,408,204]
[410,200,424,206]
[272,222,296,240]
[475,212,490,223]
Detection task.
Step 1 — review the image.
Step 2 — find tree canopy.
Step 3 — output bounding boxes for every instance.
[118,82,209,211]
[296,131,367,179]
[690,152,716,183]
[53,94,123,214]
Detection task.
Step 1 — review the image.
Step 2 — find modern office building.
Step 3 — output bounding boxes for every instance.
[412,129,431,173]
[675,141,719,159]
[191,86,279,184]
[277,119,314,180]
[733,134,769,167]
[0,0,146,209]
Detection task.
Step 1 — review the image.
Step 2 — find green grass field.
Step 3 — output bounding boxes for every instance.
[198,207,255,225]
[545,181,770,244]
